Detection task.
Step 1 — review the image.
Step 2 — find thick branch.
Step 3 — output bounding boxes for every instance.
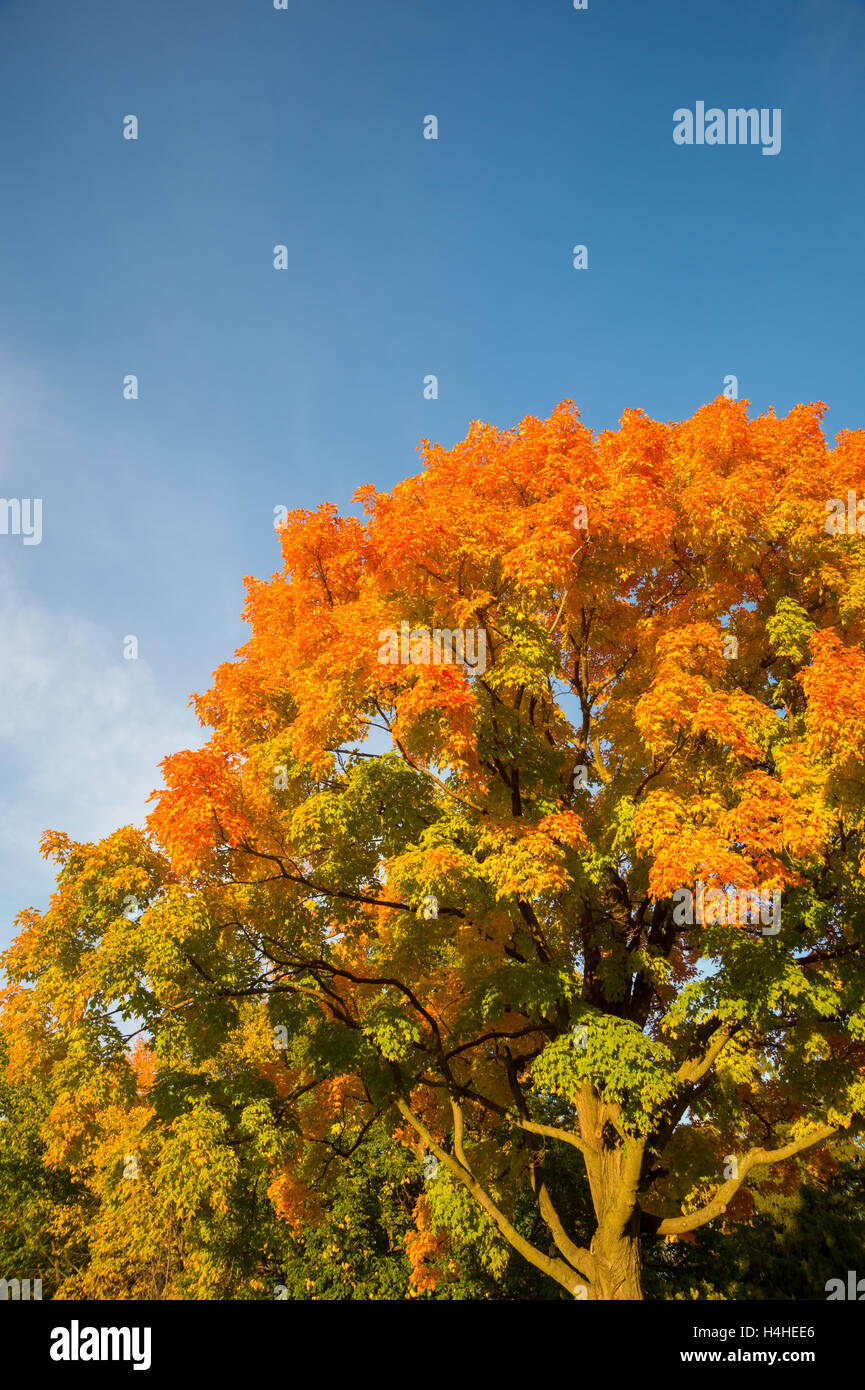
[511,1117,591,1159]
[652,1123,839,1236]
[394,1097,592,1290]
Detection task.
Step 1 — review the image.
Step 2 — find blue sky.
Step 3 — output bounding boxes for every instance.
[0,0,863,947]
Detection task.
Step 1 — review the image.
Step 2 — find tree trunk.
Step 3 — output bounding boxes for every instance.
[588,1210,643,1299]
[576,1088,646,1300]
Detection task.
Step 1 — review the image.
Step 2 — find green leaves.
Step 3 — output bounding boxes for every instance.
[361,1002,421,1063]
[531,1015,677,1135]
[766,597,817,663]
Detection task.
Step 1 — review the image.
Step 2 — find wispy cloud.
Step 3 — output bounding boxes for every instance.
[0,566,201,944]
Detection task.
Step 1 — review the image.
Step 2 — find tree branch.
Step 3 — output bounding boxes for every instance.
[652,1123,840,1236]
[394,1097,593,1291]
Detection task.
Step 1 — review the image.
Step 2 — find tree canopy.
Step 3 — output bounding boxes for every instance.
[3,396,865,1300]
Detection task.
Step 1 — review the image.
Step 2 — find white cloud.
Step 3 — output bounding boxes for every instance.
[0,567,201,945]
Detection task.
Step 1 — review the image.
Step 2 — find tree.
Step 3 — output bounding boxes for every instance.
[4,396,865,1300]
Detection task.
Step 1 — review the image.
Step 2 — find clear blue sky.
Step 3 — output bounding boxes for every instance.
[0,0,863,946]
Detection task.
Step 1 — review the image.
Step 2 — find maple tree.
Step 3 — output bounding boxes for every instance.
[4,395,865,1301]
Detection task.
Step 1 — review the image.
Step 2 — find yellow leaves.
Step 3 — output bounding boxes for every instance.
[634,618,778,765]
[632,788,684,853]
[7,392,865,1308]
[691,690,772,762]
[38,828,74,865]
[721,771,827,870]
[475,814,585,900]
[387,841,470,902]
[0,979,51,1082]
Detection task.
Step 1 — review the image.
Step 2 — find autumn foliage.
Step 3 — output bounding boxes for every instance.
[4,396,865,1299]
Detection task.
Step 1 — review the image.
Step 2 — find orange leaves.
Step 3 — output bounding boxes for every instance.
[390,660,479,771]
[129,1040,158,1096]
[671,398,769,536]
[635,773,816,904]
[594,408,677,549]
[266,1082,367,1237]
[273,502,365,613]
[800,630,865,764]
[8,394,865,1306]
[691,690,772,763]
[405,1194,450,1295]
[147,741,255,873]
[385,841,471,908]
[308,1074,364,1134]
[722,771,827,872]
[634,619,776,763]
[794,632,865,846]
[0,977,50,1082]
[268,1170,323,1233]
[131,397,865,980]
[143,394,861,899]
[536,808,588,850]
[642,819,762,904]
[825,428,865,514]
[635,621,726,755]
[38,828,75,866]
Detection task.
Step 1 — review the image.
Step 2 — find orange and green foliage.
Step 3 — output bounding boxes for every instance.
[4,396,865,1300]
